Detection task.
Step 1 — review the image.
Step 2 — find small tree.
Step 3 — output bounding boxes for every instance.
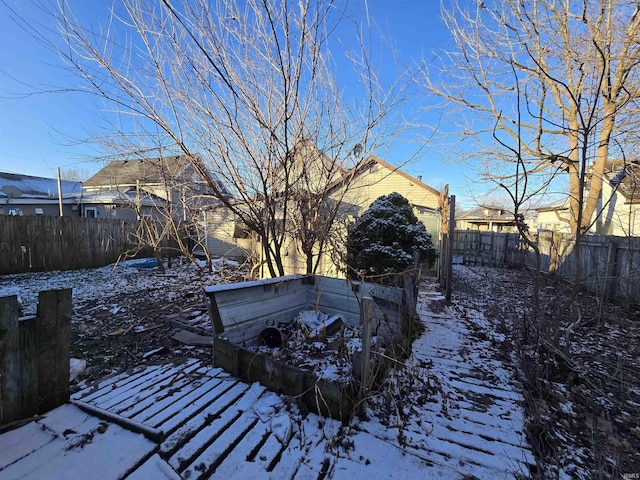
[346,192,435,283]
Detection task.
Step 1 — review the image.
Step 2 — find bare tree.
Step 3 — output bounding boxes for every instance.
[424,0,640,238]
[60,167,91,182]
[41,0,412,277]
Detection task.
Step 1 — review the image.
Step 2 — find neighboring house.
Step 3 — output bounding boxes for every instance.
[535,200,571,233]
[456,206,518,233]
[0,172,82,216]
[267,155,442,278]
[536,160,640,236]
[201,202,255,260]
[81,156,228,221]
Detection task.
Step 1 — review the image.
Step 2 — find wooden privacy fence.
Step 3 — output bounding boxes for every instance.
[453,229,640,306]
[0,216,178,274]
[532,232,640,306]
[0,289,71,426]
[453,230,526,267]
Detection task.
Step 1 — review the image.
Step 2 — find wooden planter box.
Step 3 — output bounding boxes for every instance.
[204,275,404,420]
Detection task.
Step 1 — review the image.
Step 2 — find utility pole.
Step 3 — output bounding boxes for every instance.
[57,167,64,216]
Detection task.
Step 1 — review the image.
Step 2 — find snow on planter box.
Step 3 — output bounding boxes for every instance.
[203,275,405,420]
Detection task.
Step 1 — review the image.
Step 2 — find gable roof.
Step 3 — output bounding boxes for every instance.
[83,156,191,188]
[0,172,82,199]
[596,160,640,203]
[329,155,441,197]
[457,206,514,221]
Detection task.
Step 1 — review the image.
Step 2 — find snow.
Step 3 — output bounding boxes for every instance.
[0,257,240,316]
[0,265,536,479]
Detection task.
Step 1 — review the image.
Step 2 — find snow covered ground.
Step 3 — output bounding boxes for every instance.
[0,264,535,479]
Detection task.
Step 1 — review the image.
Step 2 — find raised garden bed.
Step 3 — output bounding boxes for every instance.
[204,275,408,420]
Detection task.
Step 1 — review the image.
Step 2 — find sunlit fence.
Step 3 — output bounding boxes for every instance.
[453,229,640,306]
[0,216,178,275]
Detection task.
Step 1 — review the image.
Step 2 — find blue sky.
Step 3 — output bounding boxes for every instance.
[0,0,479,207]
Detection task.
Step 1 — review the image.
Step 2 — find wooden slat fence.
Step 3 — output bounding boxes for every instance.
[0,216,178,274]
[0,289,71,425]
[453,229,640,306]
[453,230,525,267]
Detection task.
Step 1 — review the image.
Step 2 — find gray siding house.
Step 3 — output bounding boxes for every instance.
[0,172,82,216]
[80,156,228,221]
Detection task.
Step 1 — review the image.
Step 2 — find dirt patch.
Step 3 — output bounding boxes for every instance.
[450,264,640,479]
[0,258,250,387]
[70,262,250,385]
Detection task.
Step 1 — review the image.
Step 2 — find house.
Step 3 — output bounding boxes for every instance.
[0,172,82,216]
[201,142,347,264]
[535,200,571,233]
[80,156,228,221]
[267,155,442,278]
[456,206,518,232]
[536,160,640,236]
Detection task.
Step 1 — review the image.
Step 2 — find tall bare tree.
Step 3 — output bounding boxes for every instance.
[43,0,410,277]
[424,0,640,238]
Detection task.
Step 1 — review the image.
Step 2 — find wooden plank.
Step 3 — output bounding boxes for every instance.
[213,294,307,329]
[156,376,237,436]
[93,359,200,411]
[160,381,250,457]
[0,404,156,480]
[73,364,168,403]
[36,289,72,414]
[142,371,225,428]
[169,384,266,474]
[180,406,261,478]
[0,295,21,424]
[127,453,181,480]
[0,420,57,469]
[71,399,165,442]
[126,367,211,421]
[268,416,330,479]
[18,316,38,418]
[210,418,274,478]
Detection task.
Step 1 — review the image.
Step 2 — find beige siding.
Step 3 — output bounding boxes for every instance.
[204,207,253,260]
[263,159,442,279]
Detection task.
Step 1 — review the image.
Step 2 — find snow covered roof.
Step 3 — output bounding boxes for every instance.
[80,188,167,206]
[0,172,82,200]
[457,206,514,221]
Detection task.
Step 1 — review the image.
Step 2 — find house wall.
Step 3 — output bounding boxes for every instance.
[536,185,640,236]
[598,181,640,237]
[81,204,144,221]
[259,162,442,279]
[339,162,440,215]
[203,207,253,260]
[537,209,571,233]
[0,202,78,217]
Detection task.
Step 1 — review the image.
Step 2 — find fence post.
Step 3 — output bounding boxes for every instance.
[0,296,21,424]
[359,297,374,392]
[37,289,72,414]
[445,195,455,302]
[605,241,618,302]
[19,316,38,418]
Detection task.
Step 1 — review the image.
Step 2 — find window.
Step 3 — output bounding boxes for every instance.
[35,208,44,215]
[84,207,97,218]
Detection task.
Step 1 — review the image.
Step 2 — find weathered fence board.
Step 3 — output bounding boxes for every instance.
[454,229,640,306]
[0,289,71,425]
[0,216,178,274]
[0,296,21,424]
[37,289,72,413]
